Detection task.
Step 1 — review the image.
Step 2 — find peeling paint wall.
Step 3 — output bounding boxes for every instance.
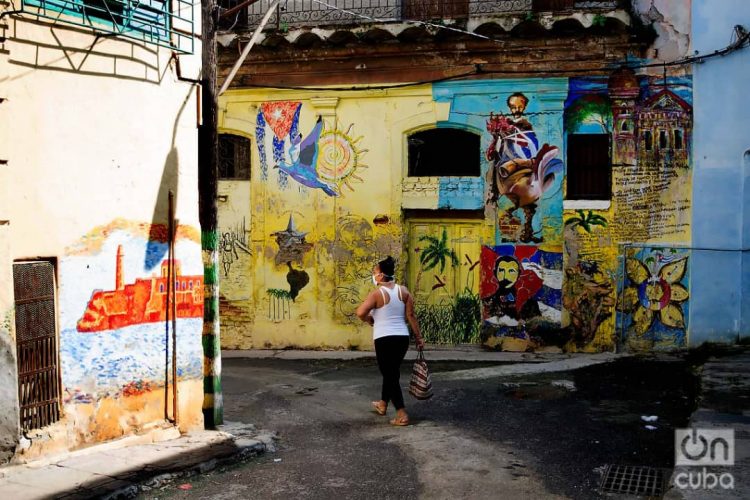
[633,0,692,61]
[2,11,204,460]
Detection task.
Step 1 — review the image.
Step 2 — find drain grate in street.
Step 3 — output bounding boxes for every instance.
[600,464,666,497]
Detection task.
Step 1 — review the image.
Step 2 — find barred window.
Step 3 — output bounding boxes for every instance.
[219,134,252,180]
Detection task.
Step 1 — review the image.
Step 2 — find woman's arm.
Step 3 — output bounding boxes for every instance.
[356,290,377,326]
[403,288,425,349]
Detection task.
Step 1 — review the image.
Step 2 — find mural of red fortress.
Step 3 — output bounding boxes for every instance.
[77,245,203,332]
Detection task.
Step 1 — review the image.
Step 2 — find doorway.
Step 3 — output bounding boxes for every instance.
[405,216,482,343]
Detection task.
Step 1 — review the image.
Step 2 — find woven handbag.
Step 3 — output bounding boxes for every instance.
[408,350,433,400]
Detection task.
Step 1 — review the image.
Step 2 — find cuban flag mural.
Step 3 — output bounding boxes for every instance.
[480,245,564,348]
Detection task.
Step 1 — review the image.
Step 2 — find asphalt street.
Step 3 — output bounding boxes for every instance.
[144,355,698,500]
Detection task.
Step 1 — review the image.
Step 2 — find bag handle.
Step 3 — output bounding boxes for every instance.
[417,349,426,362]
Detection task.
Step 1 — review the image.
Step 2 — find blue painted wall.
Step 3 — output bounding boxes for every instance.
[690,0,750,344]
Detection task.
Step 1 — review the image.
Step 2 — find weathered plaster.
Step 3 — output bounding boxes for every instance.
[633,0,692,61]
[3,10,204,460]
[0,224,20,463]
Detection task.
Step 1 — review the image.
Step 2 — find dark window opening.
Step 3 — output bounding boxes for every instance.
[644,131,653,151]
[14,261,61,432]
[219,134,251,180]
[674,129,684,150]
[566,134,611,200]
[407,128,480,177]
[621,120,630,132]
[659,130,668,149]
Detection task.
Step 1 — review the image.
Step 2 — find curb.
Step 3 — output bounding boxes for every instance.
[100,425,277,499]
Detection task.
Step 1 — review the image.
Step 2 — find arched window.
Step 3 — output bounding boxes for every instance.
[219,134,251,180]
[620,120,630,132]
[160,284,164,293]
[407,128,480,177]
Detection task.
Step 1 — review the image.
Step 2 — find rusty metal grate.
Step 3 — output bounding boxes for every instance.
[13,261,61,432]
[600,464,666,497]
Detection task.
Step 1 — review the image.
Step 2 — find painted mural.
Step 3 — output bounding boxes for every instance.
[60,220,203,403]
[480,245,563,351]
[316,123,368,196]
[432,80,567,246]
[562,72,693,351]
[618,246,690,350]
[411,227,482,344]
[220,217,250,277]
[566,73,693,243]
[218,75,692,352]
[485,93,564,244]
[562,211,617,351]
[271,214,313,265]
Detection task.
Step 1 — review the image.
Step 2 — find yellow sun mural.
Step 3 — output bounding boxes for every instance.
[316,124,368,195]
[620,256,689,335]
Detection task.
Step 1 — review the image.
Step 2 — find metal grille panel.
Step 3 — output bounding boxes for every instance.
[13,262,61,432]
[600,464,666,497]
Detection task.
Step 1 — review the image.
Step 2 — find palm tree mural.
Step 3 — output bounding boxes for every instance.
[414,228,459,294]
[419,228,459,272]
[565,210,608,233]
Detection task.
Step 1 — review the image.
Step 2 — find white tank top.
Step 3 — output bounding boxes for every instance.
[372,284,410,340]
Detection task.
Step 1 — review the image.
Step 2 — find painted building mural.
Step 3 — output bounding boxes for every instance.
[59,220,204,437]
[218,70,693,353]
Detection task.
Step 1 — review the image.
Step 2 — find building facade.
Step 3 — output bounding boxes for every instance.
[690,0,750,344]
[214,0,746,352]
[0,1,204,462]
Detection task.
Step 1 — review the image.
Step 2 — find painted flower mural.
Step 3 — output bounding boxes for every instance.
[620,255,689,335]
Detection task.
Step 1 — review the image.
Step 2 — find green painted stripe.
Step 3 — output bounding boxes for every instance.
[203,405,223,428]
[204,375,215,394]
[202,335,218,358]
[201,230,219,251]
[203,265,218,286]
[203,300,217,322]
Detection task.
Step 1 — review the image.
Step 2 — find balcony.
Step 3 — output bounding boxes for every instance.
[220,0,624,31]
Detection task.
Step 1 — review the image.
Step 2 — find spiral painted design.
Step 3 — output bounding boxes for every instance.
[316,132,357,182]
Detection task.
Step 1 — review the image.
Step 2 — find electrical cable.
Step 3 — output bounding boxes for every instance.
[226,2,750,92]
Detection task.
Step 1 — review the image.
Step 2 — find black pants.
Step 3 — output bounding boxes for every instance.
[374,335,410,410]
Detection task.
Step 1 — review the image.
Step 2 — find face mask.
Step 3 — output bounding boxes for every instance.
[372,275,378,285]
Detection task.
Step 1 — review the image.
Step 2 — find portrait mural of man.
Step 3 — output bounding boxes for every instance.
[480,245,563,347]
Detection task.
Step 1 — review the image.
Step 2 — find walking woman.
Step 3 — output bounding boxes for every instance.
[356,256,425,426]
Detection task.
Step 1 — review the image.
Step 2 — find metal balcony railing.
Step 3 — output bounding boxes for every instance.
[220,0,621,30]
[20,0,195,53]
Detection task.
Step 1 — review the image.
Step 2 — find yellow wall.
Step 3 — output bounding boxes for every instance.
[219,87,468,349]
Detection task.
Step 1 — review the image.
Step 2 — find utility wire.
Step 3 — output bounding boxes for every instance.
[228,2,750,91]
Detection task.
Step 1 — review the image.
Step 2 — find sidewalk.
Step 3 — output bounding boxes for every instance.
[222,343,616,363]
[0,423,276,500]
[667,348,750,498]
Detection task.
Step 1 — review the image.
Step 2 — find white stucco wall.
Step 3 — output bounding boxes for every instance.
[0,9,205,459]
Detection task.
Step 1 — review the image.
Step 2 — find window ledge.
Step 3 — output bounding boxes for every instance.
[564,200,611,210]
